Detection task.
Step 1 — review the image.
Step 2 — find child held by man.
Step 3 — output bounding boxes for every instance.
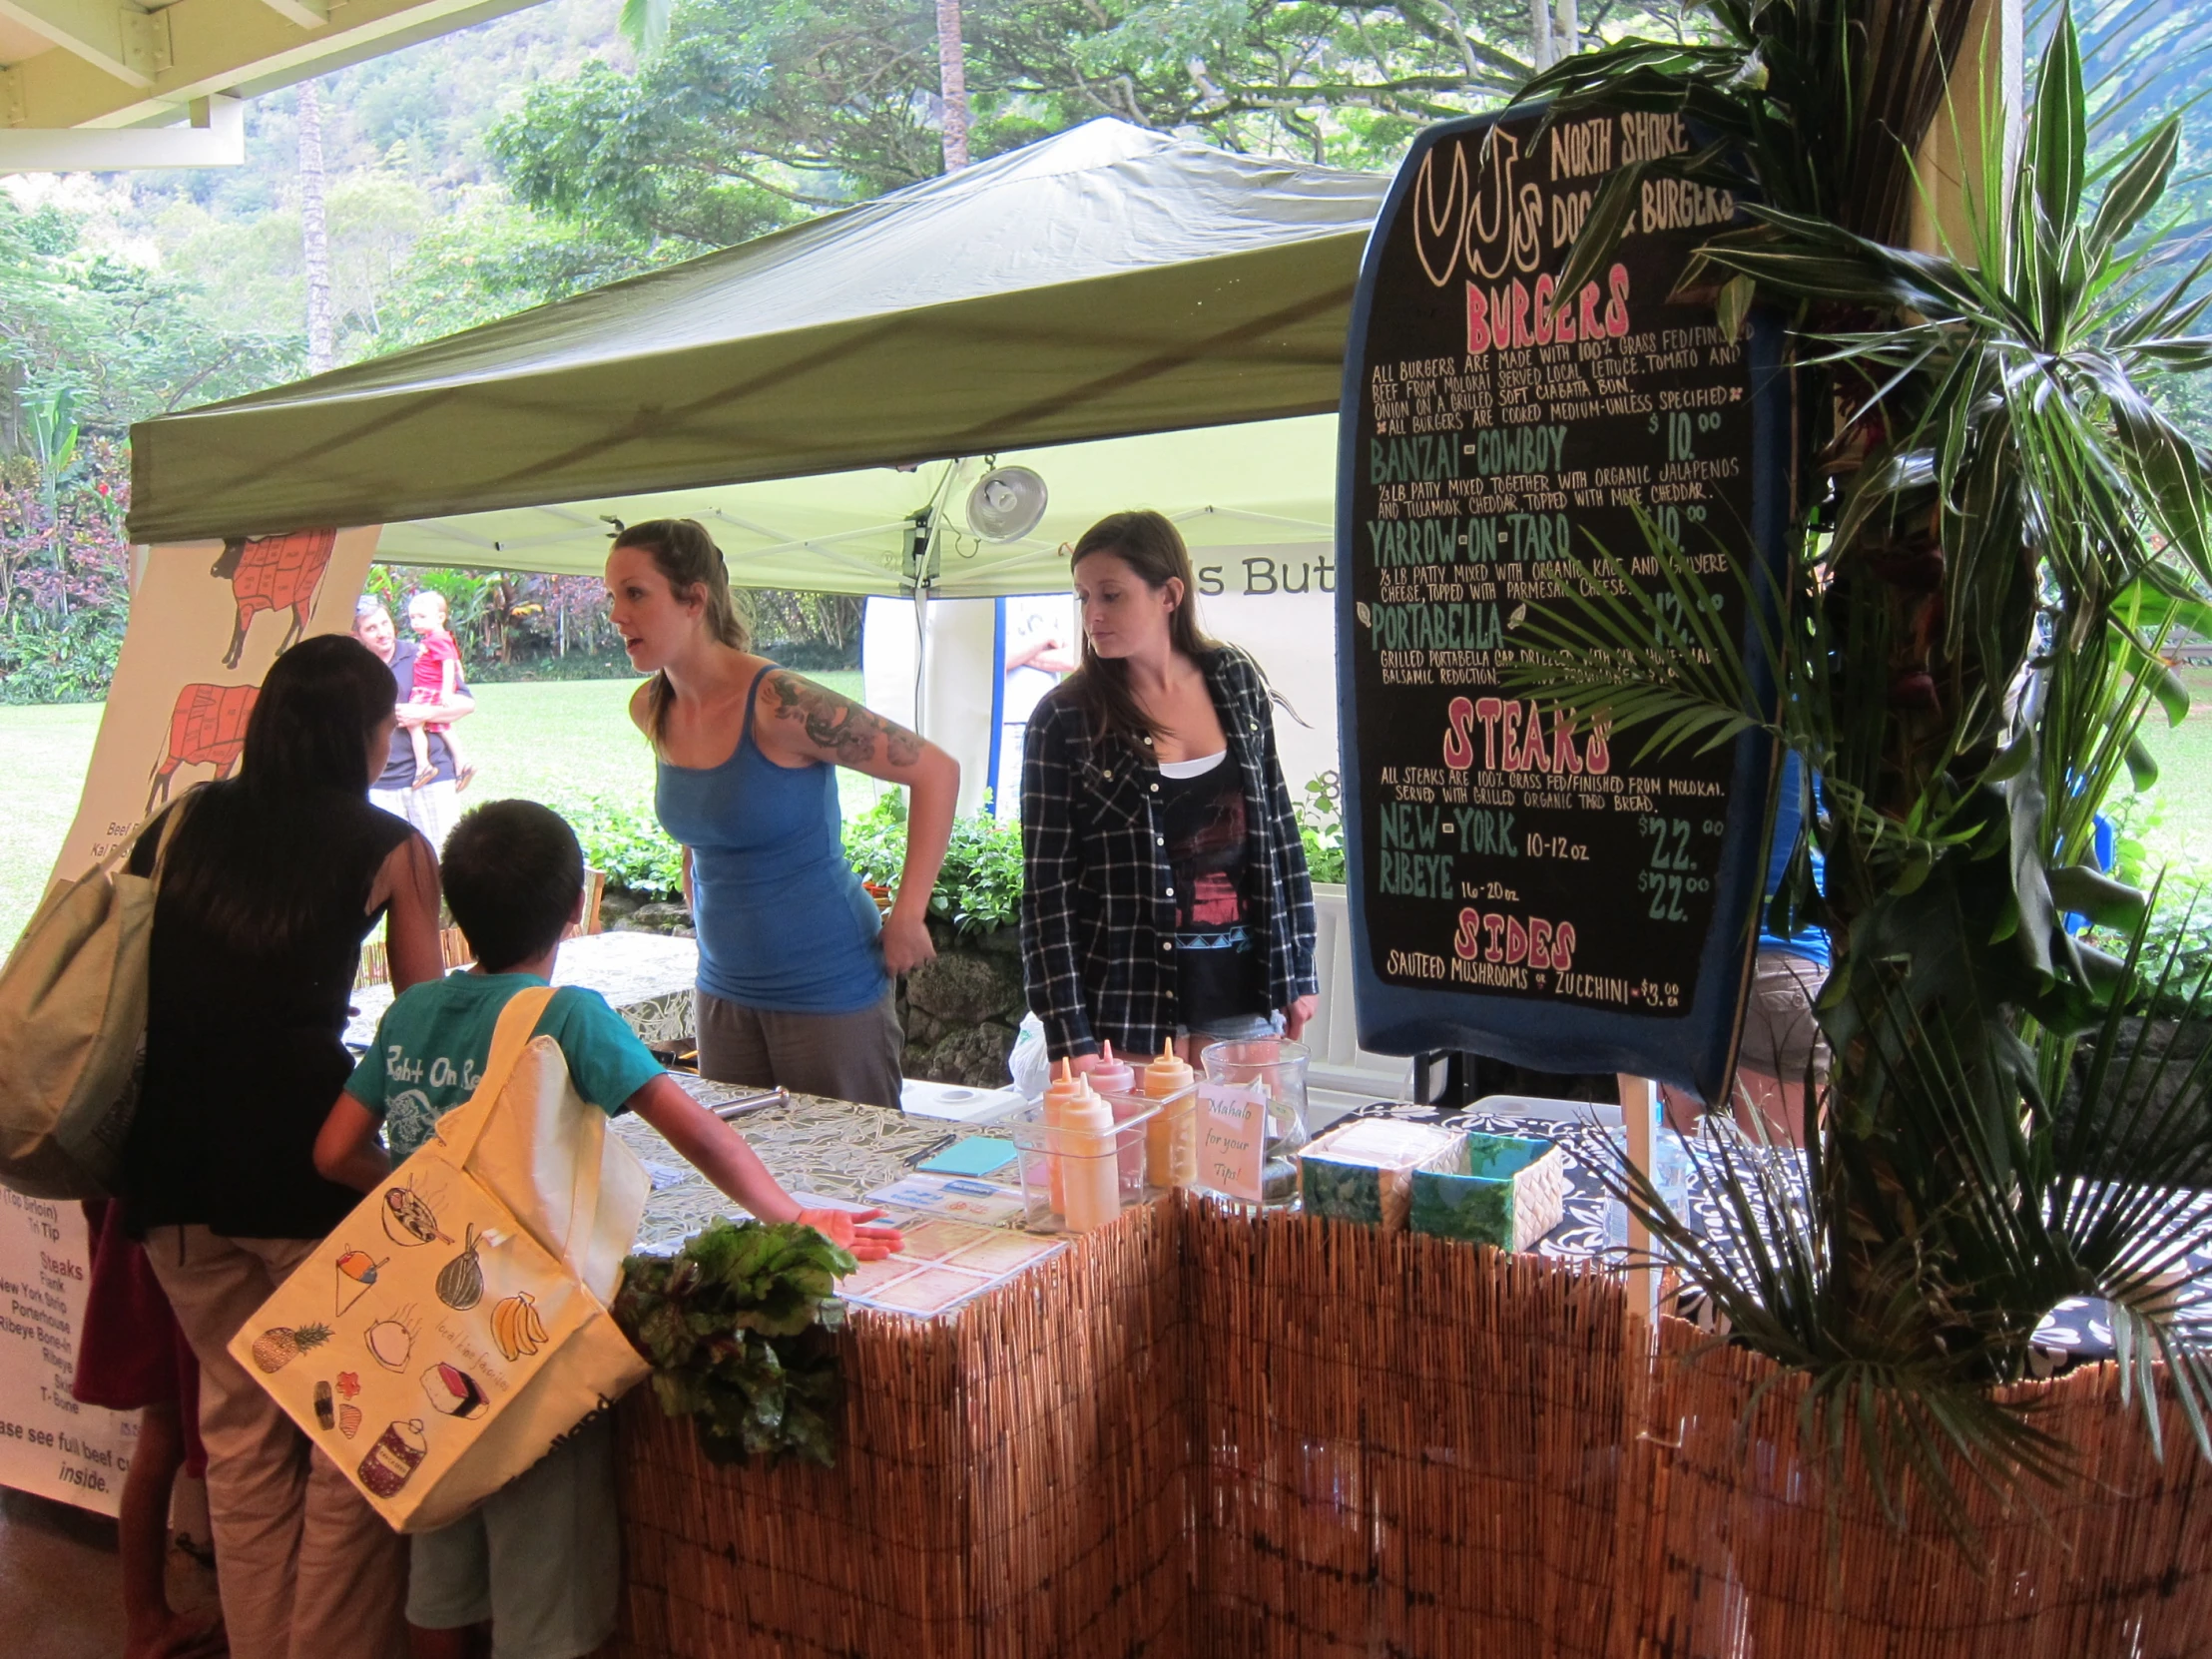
[315,800,903,1659]
[404,591,474,791]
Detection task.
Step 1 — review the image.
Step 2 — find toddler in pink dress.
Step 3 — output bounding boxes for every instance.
[405,590,474,790]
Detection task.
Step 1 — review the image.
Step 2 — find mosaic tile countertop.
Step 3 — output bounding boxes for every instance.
[345,930,700,1051]
[618,1077,963,1254]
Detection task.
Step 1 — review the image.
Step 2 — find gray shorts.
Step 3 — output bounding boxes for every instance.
[694,985,904,1109]
[407,1412,619,1659]
[1738,948,1830,1081]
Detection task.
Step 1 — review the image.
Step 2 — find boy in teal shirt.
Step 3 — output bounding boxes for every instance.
[316,801,901,1659]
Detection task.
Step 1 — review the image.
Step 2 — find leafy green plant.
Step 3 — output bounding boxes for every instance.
[842,793,1024,935]
[1513,3,2212,1539]
[564,795,686,899]
[613,1218,854,1467]
[1297,773,1348,885]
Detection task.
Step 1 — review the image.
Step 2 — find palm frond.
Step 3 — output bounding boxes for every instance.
[1499,511,1778,766]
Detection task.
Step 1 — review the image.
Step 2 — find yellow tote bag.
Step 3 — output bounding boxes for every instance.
[232,986,652,1532]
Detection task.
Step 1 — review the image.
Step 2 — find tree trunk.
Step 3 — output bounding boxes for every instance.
[298,80,335,374]
[1528,0,1554,70]
[1556,0,1578,58]
[935,0,971,172]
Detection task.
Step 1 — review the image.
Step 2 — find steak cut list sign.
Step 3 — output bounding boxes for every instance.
[1335,106,1795,1100]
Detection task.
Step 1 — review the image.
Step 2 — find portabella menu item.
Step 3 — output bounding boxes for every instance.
[1335,104,1794,1100]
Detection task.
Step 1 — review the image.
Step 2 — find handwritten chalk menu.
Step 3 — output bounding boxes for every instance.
[1335,105,1794,1099]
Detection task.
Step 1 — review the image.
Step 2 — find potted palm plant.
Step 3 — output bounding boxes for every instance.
[1511,0,2212,1540]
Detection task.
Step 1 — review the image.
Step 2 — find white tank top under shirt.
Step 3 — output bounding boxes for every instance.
[1157,750,1227,780]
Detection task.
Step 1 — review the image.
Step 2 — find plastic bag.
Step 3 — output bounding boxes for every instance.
[1007,1012,1051,1103]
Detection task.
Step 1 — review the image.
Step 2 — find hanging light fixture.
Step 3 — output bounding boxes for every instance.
[964,465,1048,541]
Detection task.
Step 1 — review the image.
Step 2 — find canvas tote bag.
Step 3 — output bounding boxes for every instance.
[233,986,653,1532]
[0,803,193,1199]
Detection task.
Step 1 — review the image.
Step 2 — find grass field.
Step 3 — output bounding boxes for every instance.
[0,673,883,950]
[2,668,2203,953]
[2119,665,2212,883]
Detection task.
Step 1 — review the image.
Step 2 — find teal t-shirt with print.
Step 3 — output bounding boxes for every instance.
[344,971,665,1160]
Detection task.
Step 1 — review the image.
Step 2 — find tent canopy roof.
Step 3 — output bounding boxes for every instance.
[129,120,1384,548]
[371,415,1339,597]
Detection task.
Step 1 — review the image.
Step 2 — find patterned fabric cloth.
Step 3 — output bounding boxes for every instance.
[1019,645,1318,1059]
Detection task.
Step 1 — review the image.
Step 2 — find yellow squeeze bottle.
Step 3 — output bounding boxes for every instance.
[1143,1040,1197,1187]
[1059,1078,1121,1232]
[1043,1057,1088,1215]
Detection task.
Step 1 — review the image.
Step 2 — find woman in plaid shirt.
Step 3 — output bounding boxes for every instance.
[1019,511,1319,1073]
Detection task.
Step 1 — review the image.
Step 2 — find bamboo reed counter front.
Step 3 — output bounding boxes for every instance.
[603,1178,2212,1659]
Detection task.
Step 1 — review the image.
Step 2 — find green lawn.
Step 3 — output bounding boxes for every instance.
[0,673,885,951]
[0,702,104,951]
[2120,664,2212,879]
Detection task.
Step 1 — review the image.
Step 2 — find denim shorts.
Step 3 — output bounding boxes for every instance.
[1177,1010,1281,1044]
[406,1412,620,1659]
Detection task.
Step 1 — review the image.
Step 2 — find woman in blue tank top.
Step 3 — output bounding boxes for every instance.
[607,520,958,1109]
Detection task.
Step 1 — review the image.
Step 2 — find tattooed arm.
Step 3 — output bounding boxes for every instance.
[755,670,958,976]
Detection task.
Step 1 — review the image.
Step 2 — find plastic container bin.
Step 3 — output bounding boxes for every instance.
[1113,1080,1199,1189]
[1001,1096,1162,1234]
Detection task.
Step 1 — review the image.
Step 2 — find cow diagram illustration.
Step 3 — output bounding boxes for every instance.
[147,682,259,809]
[212,528,338,669]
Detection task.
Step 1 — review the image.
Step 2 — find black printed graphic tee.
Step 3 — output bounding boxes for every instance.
[1159,753,1264,1030]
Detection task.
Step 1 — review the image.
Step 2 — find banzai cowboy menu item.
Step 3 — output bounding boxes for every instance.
[1335,103,1797,1101]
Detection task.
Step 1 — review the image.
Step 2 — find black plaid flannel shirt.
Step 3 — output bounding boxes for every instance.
[1019,645,1319,1060]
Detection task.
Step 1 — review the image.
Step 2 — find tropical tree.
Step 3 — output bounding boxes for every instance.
[493,0,1675,249]
[1511,2,2212,1536]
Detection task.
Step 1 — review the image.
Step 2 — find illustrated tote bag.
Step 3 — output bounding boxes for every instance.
[233,987,652,1532]
[0,804,191,1199]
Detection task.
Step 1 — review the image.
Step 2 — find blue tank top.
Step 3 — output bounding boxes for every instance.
[654,670,888,1014]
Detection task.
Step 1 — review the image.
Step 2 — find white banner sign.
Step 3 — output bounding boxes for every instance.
[0,1194,133,1513]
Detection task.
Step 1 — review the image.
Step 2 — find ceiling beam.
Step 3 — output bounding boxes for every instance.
[0,0,541,130]
[0,0,167,89]
[0,90,243,170]
[251,0,329,29]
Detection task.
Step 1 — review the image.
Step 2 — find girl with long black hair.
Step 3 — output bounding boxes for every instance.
[125,633,442,1659]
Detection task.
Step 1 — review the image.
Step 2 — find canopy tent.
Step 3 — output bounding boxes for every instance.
[127,119,1384,552]
[369,416,1338,597]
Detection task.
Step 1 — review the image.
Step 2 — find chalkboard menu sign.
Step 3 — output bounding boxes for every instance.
[1335,105,1795,1101]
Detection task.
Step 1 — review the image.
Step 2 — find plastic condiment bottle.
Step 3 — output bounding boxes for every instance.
[1087,1041,1143,1183]
[1058,1077,1122,1232]
[1043,1057,1089,1214]
[1143,1040,1197,1187]
[1088,1040,1135,1096]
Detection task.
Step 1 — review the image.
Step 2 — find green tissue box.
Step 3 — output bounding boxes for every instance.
[1298,1119,1459,1230]
[1408,1133,1566,1252]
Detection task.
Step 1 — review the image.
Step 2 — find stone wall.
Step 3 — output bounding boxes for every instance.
[898,919,1025,1088]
